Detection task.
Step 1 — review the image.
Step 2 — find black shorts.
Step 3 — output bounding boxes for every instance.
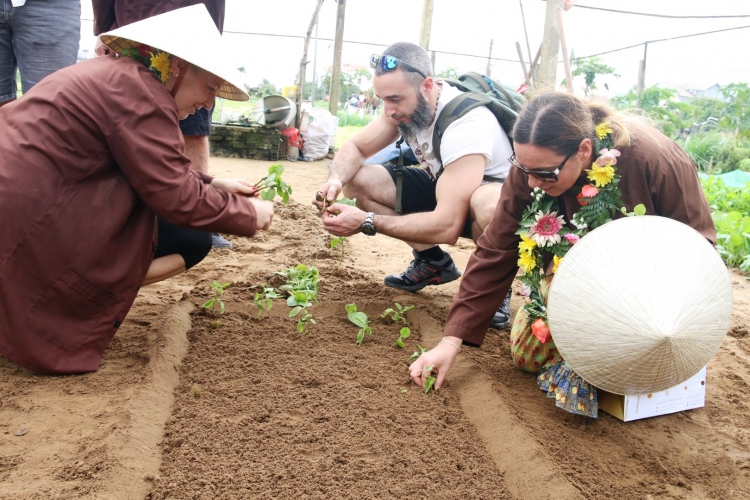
[179,105,213,136]
[381,164,503,239]
[155,217,212,269]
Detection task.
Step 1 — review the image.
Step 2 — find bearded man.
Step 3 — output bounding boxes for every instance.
[314,42,513,329]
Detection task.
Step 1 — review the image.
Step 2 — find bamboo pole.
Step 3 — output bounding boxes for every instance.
[557,7,573,93]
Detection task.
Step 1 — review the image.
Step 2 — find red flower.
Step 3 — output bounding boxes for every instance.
[576,185,599,206]
[138,44,152,57]
[531,319,551,343]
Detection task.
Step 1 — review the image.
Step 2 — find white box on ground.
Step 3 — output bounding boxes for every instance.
[598,366,706,421]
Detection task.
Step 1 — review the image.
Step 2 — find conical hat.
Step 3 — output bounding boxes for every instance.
[547,216,732,395]
[99,5,248,101]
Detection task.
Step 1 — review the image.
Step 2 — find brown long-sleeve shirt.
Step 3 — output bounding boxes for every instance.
[0,56,256,374]
[445,129,716,347]
[92,0,225,35]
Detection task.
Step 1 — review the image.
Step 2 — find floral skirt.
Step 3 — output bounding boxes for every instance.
[509,297,598,418]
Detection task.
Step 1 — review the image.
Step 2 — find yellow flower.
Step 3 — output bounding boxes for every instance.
[552,255,563,273]
[150,52,172,83]
[518,233,537,253]
[587,162,616,187]
[595,122,613,140]
[517,250,536,272]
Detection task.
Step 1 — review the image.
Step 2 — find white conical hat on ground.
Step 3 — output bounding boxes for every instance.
[99,5,248,101]
[547,216,732,395]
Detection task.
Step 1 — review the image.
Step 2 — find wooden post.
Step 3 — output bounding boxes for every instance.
[430,50,436,73]
[538,0,564,87]
[329,0,346,116]
[516,42,530,84]
[311,19,319,108]
[636,42,648,107]
[419,0,434,50]
[529,45,541,84]
[486,39,494,76]
[557,8,573,94]
[519,0,534,71]
[296,0,325,127]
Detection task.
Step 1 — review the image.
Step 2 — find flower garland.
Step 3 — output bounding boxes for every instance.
[121,44,172,83]
[515,124,643,343]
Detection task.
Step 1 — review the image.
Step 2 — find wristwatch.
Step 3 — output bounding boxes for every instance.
[360,212,376,236]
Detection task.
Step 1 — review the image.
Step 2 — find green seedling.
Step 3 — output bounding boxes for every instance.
[346,303,372,345]
[202,281,230,315]
[407,344,428,364]
[423,365,437,394]
[395,327,411,349]
[254,287,278,319]
[381,303,414,325]
[620,203,647,217]
[277,264,320,333]
[290,306,316,333]
[325,198,357,269]
[254,164,292,203]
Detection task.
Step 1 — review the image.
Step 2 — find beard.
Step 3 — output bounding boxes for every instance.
[396,90,434,139]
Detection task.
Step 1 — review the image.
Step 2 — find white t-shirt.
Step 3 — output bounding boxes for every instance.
[407,81,512,181]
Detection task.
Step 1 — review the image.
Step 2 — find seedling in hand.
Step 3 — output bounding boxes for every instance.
[254,286,278,319]
[202,281,230,315]
[254,164,292,203]
[381,303,414,325]
[326,198,357,269]
[395,327,411,349]
[423,365,437,394]
[346,303,372,345]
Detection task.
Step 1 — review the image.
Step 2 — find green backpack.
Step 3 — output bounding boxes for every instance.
[392,72,524,213]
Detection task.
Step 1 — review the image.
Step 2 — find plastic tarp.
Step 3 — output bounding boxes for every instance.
[303,109,338,160]
[699,170,750,189]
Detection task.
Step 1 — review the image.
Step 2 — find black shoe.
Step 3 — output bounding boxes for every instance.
[384,250,461,292]
[490,288,513,329]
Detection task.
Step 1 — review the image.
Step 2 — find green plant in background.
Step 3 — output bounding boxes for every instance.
[701,177,750,216]
[381,303,414,325]
[202,281,230,315]
[566,55,620,96]
[254,287,278,319]
[254,164,292,203]
[712,211,750,272]
[395,327,411,349]
[346,303,372,345]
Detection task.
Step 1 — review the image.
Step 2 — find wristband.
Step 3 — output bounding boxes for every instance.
[438,340,461,353]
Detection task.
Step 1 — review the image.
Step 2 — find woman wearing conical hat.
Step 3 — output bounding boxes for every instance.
[0,6,272,374]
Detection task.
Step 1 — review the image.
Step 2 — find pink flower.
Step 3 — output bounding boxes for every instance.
[528,211,565,247]
[564,234,580,245]
[596,148,621,166]
[581,185,599,198]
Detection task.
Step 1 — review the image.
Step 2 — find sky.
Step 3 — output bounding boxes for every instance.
[79,0,750,98]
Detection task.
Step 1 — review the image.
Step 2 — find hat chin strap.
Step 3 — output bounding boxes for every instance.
[169,62,190,99]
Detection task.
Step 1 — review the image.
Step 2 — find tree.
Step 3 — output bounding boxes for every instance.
[610,85,688,138]
[436,67,460,79]
[321,71,360,105]
[567,56,619,96]
[353,68,372,86]
[721,83,750,139]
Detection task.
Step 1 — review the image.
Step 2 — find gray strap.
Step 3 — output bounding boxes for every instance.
[394,137,405,214]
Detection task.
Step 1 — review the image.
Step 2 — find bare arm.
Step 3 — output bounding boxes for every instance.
[316,113,400,204]
[322,154,486,245]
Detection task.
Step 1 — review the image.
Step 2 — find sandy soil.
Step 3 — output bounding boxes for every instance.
[1,158,749,499]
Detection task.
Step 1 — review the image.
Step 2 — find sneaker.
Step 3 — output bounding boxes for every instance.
[490,288,513,329]
[211,233,232,249]
[384,250,461,292]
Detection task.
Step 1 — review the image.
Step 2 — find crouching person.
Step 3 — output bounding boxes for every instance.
[0,6,273,374]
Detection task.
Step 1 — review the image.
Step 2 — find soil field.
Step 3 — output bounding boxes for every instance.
[1,158,749,500]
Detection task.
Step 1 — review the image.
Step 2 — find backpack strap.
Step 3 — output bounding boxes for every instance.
[393,136,405,213]
[431,92,493,177]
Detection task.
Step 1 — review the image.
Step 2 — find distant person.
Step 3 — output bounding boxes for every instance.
[313,42,513,329]
[371,94,380,115]
[0,6,273,374]
[92,0,235,250]
[0,0,80,107]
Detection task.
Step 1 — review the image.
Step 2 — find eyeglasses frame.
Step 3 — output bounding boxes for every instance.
[508,142,582,183]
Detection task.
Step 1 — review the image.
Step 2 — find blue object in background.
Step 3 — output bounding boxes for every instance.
[699,170,750,189]
[365,141,418,165]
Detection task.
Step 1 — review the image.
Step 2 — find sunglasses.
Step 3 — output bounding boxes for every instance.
[508,144,580,183]
[370,54,428,80]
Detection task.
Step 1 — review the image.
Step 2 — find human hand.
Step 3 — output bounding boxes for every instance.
[408,337,462,390]
[321,203,366,236]
[211,178,259,197]
[248,197,274,231]
[95,39,114,57]
[313,179,343,209]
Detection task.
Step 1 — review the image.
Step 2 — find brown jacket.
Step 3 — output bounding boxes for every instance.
[445,129,716,347]
[0,57,257,374]
[92,0,225,34]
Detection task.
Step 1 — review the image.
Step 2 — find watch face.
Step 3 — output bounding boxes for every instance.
[361,223,376,236]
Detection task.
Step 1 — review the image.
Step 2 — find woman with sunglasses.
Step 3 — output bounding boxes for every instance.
[408,91,715,415]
